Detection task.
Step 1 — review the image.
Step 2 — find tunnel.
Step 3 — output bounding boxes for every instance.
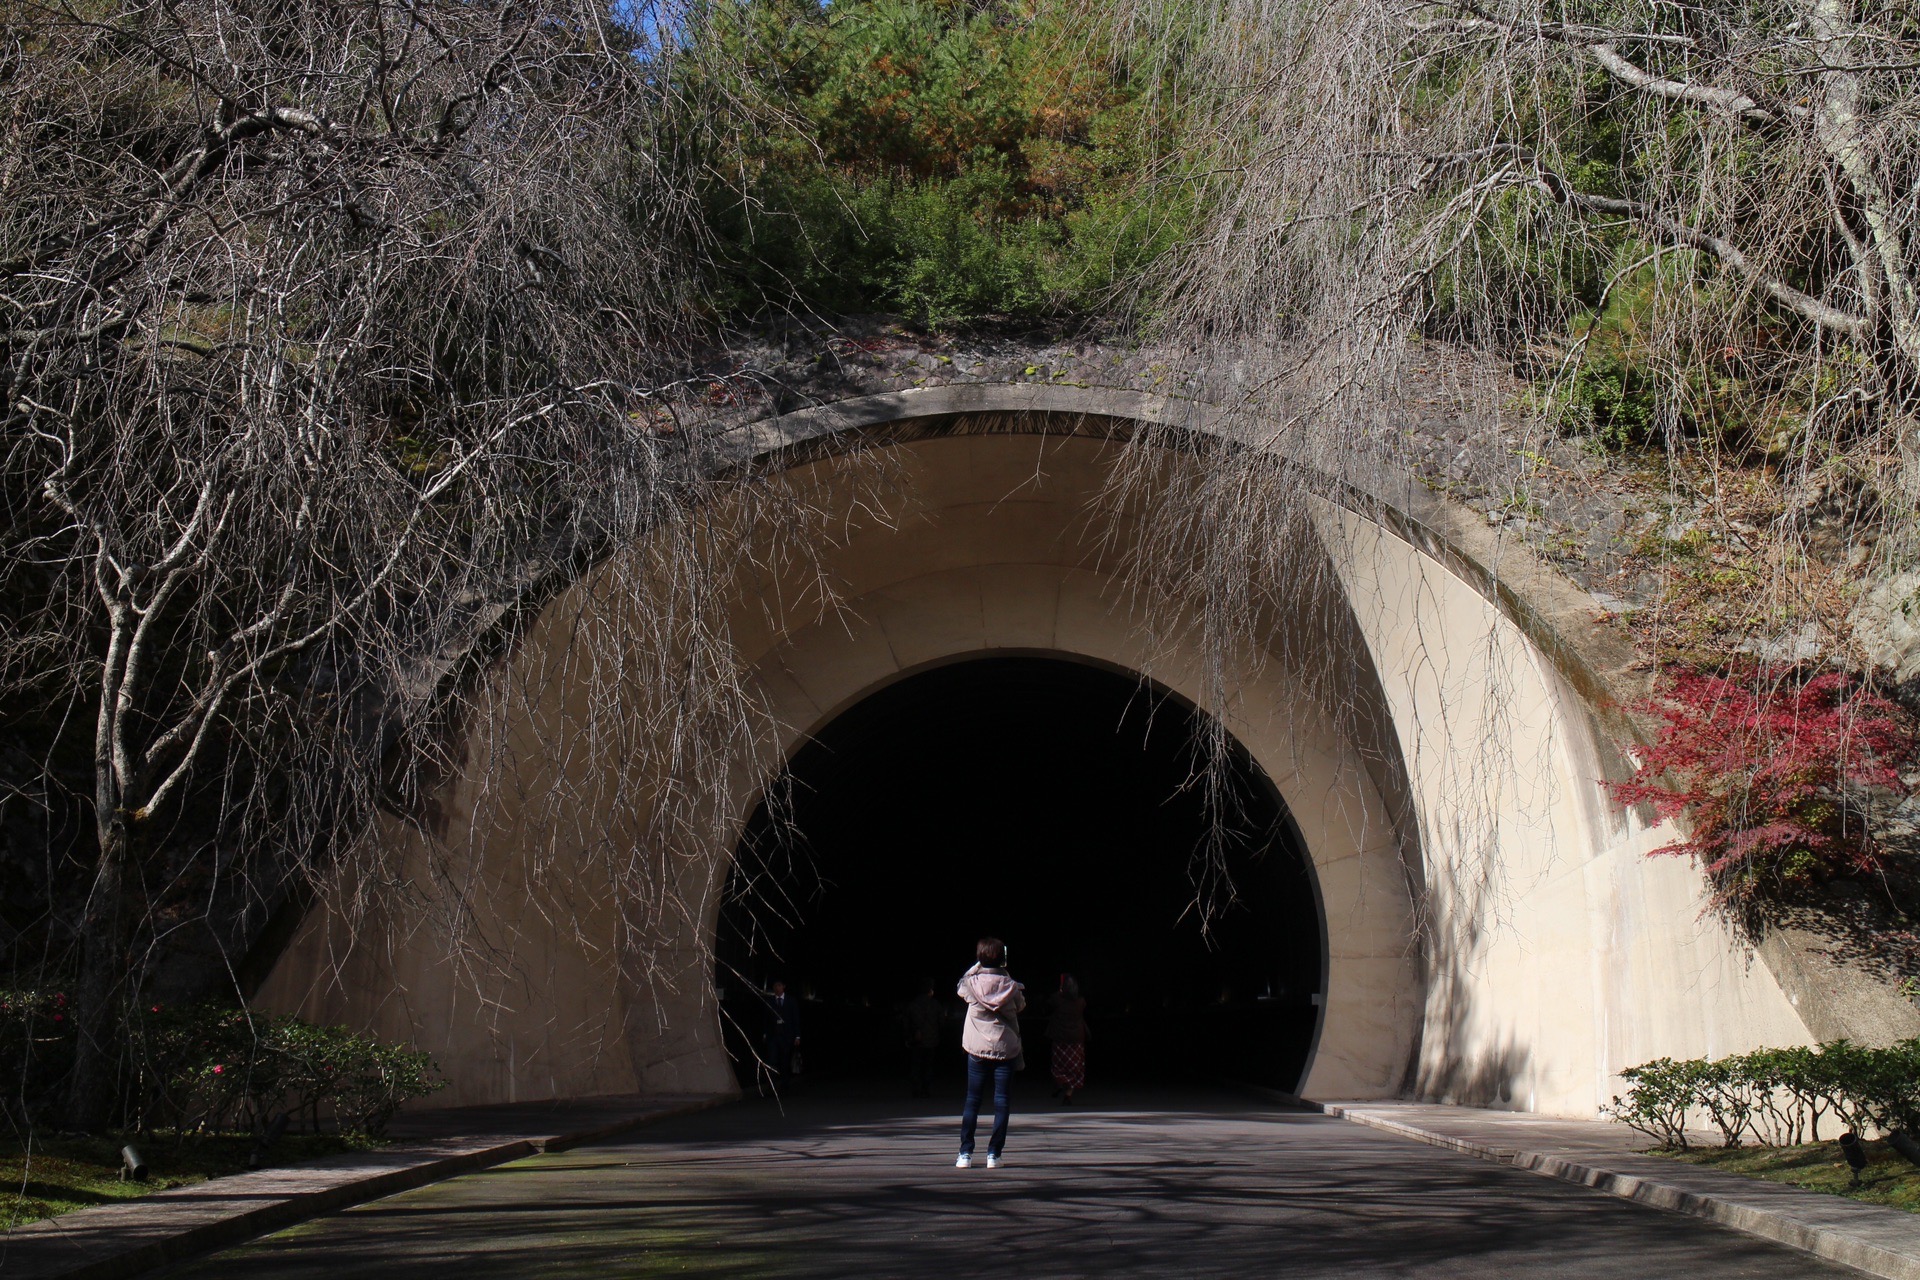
[257,395,1841,1119]
[716,655,1325,1094]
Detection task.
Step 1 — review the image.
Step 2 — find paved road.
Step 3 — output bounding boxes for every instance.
[169,1085,1864,1278]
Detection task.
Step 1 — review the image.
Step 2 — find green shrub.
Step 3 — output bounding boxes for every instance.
[1608,1038,1920,1149]
[1839,1038,1920,1136]
[129,1004,263,1135]
[1605,1057,1704,1149]
[1743,1045,1831,1145]
[4,994,443,1137]
[1803,1039,1881,1135]
[1696,1055,1760,1148]
[271,1018,442,1137]
[123,1003,443,1137]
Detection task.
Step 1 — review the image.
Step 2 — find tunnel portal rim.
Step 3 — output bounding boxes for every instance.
[714,381,1640,745]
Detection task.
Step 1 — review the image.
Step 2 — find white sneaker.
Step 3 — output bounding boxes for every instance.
[955,1153,972,1168]
[986,1153,1004,1168]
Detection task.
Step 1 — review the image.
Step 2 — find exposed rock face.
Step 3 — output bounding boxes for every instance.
[1757,923,1920,1047]
[1853,569,1920,693]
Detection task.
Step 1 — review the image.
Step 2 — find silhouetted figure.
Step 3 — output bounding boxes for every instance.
[906,979,943,1098]
[955,937,1024,1169]
[1047,973,1088,1103]
[764,980,803,1087]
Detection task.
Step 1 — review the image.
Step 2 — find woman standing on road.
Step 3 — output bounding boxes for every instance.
[1047,973,1088,1104]
[955,937,1024,1169]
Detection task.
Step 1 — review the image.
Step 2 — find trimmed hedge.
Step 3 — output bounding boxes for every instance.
[1606,1039,1920,1149]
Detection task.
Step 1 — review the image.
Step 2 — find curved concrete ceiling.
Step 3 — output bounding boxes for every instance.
[714,382,1646,743]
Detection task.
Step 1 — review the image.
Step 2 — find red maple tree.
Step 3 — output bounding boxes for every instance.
[1607,668,1916,906]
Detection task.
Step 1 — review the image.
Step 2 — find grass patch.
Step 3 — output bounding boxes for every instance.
[1658,1137,1920,1213]
[2,1131,379,1228]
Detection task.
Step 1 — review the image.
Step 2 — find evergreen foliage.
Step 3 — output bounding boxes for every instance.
[696,0,1196,327]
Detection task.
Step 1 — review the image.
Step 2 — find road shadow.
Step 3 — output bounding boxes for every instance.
[162,1087,1855,1279]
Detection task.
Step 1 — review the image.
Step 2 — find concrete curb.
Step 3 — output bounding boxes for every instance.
[1313,1100,1920,1280]
[2,1095,729,1280]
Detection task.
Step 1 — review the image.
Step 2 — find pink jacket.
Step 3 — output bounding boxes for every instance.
[958,964,1026,1060]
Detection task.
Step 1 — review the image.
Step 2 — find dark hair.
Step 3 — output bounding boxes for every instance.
[976,937,1005,967]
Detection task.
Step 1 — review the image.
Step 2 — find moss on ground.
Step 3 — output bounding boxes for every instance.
[1658,1137,1920,1213]
[2,1131,378,1228]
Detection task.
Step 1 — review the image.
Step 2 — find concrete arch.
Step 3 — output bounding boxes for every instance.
[258,386,1826,1118]
[715,566,1413,1102]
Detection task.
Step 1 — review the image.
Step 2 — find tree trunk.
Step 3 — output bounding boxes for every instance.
[66,817,130,1131]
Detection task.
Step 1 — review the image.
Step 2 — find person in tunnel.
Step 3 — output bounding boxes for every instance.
[904,978,943,1098]
[763,979,803,1087]
[1047,973,1088,1104]
[955,937,1025,1169]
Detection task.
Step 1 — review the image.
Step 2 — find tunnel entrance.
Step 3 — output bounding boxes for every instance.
[717,656,1325,1095]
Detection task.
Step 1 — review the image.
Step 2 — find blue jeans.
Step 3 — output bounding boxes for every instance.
[959,1053,1014,1157]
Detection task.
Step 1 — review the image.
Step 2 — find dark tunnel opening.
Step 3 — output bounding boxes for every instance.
[717,656,1325,1097]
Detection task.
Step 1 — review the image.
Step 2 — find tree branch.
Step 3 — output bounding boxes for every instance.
[136,397,565,817]
[1424,1,1801,126]
[1533,167,1870,335]
[1583,42,1787,126]
[1805,0,1920,366]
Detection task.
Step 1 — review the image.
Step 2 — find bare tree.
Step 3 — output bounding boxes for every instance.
[1105,0,1920,797]
[0,0,729,1126]
[1104,0,1920,971]
[1122,0,1918,496]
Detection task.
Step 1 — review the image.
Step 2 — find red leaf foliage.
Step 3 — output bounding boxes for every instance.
[1606,667,1916,904]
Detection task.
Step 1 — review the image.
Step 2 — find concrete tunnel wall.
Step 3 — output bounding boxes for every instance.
[256,388,1820,1118]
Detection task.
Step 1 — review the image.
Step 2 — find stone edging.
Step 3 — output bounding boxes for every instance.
[1,1096,728,1280]
[1316,1100,1920,1280]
